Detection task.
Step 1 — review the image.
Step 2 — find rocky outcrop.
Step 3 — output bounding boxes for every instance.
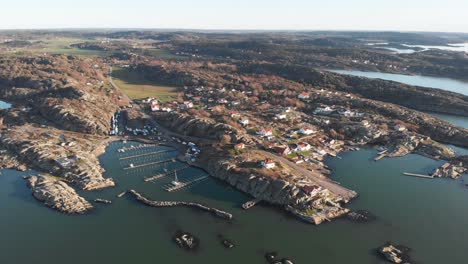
[153,112,252,144]
[379,243,411,264]
[432,162,467,179]
[173,231,199,251]
[200,156,349,225]
[25,175,93,214]
[0,125,115,190]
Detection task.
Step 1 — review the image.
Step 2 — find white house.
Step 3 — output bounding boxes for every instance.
[313,106,334,115]
[298,92,310,100]
[299,127,316,135]
[239,119,250,126]
[294,142,311,152]
[261,159,276,169]
[258,129,273,137]
[151,100,160,112]
[275,113,287,120]
[257,128,273,137]
[395,124,407,132]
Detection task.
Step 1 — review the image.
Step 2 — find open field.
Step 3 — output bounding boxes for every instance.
[141,48,184,60]
[112,67,178,101]
[6,37,111,56]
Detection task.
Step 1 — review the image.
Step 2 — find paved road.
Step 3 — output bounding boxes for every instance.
[258,150,357,201]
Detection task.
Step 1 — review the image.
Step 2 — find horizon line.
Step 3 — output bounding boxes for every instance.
[0,27,468,34]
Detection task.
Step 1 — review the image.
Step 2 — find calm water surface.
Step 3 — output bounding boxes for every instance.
[331,70,468,95]
[1,142,468,264]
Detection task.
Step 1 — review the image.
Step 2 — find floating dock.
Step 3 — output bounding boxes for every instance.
[403,172,434,179]
[124,158,176,170]
[163,175,209,192]
[374,153,387,161]
[119,149,176,160]
[144,165,190,182]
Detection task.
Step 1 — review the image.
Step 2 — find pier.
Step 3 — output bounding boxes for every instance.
[119,149,177,160]
[117,144,157,153]
[129,190,233,220]
[163,174,209,192]
[124,158,176,170]
[144,165,190,182]
[374,153,387,161]
[403,172,434,179]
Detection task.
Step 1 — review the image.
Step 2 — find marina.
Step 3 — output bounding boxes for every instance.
[144,165,190,182]
[1,142,468,264]
[163,174,210,192]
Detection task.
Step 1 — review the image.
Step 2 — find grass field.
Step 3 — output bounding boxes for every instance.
[17,37,111,56]
[112,67,178,101]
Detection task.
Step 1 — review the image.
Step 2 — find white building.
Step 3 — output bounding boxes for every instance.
[395,124,407,132]
[261,159,276,169]
[257,128,273,137]
[275,113,287,120]
[298,92,310,100]
[299,127,316,135]
[239,119,250,126]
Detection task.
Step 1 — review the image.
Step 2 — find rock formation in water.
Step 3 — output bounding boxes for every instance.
[25,175,93,214]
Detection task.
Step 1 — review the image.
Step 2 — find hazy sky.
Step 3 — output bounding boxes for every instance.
[1,0,467,32]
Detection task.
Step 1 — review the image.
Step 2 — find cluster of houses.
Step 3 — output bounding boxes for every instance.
[313,105,363,117]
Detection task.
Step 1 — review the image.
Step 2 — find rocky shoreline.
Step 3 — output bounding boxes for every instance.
[25,175,93,214]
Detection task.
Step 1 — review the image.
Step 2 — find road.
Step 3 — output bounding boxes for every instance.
[258,150,357,202]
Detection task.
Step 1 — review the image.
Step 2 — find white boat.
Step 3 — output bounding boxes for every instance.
[171,171,181,186]
[129,163,134,168]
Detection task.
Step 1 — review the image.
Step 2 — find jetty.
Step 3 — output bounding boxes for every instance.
[163,174,209,192]
[144,165,190,182]
[374,153,387,161]
[117,144,156,153]
[124,158,176,170]
[241,198,262,210]
[129,189,232,220]
[119,149,176,160]
[403,172,434,179]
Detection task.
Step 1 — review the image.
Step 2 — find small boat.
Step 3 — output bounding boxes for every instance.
[94,199,112,204]
[129,163,134,168]
[171,171,181,186]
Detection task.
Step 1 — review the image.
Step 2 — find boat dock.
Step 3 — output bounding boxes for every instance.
[241,198,262,210]
[163,174,209,192]
[117,144,156,153]
[124,158,176,170]
[403,172,434,179]
[119,149,177,160]
[374,153,387,161]
[144,165,190,182]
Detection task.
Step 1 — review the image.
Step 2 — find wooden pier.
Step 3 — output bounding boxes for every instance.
[374,153,387,161]
[403,172,434,179]
[163,175,209,192]
[144,165,190,182]
[124,158,176,170]
[119,149,176,160]
[117,144,156,153]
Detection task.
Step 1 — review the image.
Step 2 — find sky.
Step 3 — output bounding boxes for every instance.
[0,0,467,32]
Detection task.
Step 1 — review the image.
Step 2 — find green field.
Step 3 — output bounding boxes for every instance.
[18,37,111,56]
[112,67,178,101]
